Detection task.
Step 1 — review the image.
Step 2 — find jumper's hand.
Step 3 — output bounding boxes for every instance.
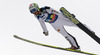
[43,31,49,36]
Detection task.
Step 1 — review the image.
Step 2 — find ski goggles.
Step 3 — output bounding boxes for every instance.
[30,9,37,13]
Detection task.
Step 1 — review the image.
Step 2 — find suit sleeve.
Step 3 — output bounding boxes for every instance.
[45,6,60,14]
[38,18,48,32]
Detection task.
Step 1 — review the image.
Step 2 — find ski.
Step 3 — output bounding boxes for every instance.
[14,35,97,55]
[60,7,100,45]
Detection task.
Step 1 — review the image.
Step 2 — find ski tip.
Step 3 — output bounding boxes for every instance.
[13,35,18,38]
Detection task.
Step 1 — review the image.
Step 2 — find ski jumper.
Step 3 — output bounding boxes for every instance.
[34,6,80,48]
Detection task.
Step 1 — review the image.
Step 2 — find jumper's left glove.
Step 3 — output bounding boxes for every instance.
[43,31,49,36]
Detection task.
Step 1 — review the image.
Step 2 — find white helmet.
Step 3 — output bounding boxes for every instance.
[29,3,39,14]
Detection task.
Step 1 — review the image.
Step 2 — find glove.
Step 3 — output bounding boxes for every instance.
[71,14,75,18]
[43,31,49,36]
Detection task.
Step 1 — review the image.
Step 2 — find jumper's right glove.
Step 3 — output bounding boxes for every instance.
[43,31,49,36]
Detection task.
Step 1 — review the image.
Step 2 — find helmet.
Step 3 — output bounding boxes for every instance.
[29,3,39,14]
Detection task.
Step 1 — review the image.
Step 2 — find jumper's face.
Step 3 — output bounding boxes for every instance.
[33,10,41,15]
[33,10,38,15]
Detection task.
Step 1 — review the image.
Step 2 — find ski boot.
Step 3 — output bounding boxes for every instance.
[68,46,81,50]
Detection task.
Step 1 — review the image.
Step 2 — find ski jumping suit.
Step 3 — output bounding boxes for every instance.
[34,6,80,48]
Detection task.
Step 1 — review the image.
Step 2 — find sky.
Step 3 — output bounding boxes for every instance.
[0,0,100,55]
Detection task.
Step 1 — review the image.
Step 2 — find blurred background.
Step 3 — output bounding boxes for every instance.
[0,0,100,55]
